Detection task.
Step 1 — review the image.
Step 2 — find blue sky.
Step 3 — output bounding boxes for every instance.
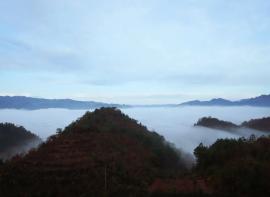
[0,0,270,104]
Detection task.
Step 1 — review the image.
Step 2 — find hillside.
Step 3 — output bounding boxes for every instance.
[0,108,192,196]
[0,123,42,160]
[195,116,270,132]
[194,117,239,131]
[0,96,129,110]
[241,117,270,132]
[180,94,270,107]
[1,108,269,196]
[194,136,270,197]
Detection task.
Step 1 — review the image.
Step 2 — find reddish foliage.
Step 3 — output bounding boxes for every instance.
[149,178,212,195]
[0,108,185,196]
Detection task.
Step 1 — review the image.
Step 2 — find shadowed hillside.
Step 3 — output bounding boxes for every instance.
[1,108,269,196]
[194,117,239,131]
[0,108,191,196]
[0,123,42,160]
[195,116,270,132]
[194,135,270,197]
[241,117,270,132]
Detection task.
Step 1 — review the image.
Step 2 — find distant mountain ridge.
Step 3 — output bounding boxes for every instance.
[0,96,129,110]
[1,94,270,109]
[180,94,270,107]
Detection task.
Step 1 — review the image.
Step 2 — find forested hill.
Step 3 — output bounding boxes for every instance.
[195,116,270,132]
[1,108,270,196]
[194,136,270,197]
[0,123,42,160]
[0,108,189,196]
[241,117,270,132]
[194,117,239,131]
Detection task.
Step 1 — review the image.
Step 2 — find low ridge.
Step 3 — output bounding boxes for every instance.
[195,116,270,132]
[194,117,239,131]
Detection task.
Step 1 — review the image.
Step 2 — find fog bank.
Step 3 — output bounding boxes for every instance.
[0,106,269,155]
[123,106,270,154]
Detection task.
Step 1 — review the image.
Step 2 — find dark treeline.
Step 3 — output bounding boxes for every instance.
[0,123,42,160]
[194,117,239,130]
[194,135,270,197]
[195,116,270,132]
[242,117,270,132]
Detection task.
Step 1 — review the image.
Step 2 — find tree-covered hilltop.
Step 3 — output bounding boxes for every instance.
[195,116,270,132]
[63,107,186,169]
[0,123,42,160]
[194,135,270,197]
[241,117,270,132]
[0,108,189,196]
[194,117,239,131]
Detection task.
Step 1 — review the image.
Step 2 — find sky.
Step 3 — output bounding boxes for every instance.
[0,0,270,104]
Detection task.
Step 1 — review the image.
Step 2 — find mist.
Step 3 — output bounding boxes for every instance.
[0,138,42,161]
[122,106,270,154]
[0,106,269,156]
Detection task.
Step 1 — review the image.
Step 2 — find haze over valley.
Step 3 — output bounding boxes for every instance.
[1,105,269,155]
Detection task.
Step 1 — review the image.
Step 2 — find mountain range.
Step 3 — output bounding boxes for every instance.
[180,94,270,107]
[0,96,129,110]
[0,94,269,109]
